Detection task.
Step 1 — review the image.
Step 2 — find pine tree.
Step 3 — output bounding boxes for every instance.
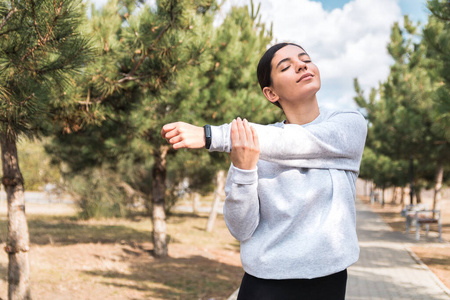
[422,0,450,211]
[0,0,92,298]
[48,0,276,256]
[162,1,277,232]
[48,0,222,257]
[355,15,448,204]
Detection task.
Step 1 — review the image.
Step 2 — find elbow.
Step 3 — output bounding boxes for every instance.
[224,206,259,242]
[227,222,258,242]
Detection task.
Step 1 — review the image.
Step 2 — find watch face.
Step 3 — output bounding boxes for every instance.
[204,125,211,137]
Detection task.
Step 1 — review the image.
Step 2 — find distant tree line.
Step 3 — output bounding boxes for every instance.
[354,0,449,209]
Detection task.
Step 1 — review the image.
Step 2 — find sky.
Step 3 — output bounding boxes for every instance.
[91,0,430,110]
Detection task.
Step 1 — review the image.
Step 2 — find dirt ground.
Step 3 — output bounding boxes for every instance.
[0,202,243,300]
[358,192,450,289]
[0,188,449,299]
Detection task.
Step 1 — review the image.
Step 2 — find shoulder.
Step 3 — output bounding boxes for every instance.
[320,107,364,119]
[268,121,285,128]
[320,107,366,125]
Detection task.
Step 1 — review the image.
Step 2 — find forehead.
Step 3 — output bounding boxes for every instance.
[272,45,307,66]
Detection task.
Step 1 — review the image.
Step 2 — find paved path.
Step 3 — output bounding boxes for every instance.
[228,200,450,300]
[347,200,449,300]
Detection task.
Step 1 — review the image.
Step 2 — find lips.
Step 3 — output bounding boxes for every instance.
[297,73,313,83]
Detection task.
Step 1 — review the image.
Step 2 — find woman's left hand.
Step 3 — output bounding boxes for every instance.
[230,118,260,170]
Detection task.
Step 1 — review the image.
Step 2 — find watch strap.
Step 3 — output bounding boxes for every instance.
[204,124,212,149]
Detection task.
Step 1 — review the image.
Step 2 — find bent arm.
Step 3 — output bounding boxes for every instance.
[223,165,260,241]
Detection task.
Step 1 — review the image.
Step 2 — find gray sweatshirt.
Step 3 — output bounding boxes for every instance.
[209,107,367,280]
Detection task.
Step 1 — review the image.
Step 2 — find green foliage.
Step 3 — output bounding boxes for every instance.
[423,0,450,141]
[67,166,129,219]
[160,2,278,192]
[0,138,62,191]
[0,0,93,140]
[18,138,62,191]
[47,0,276,218]
[359,147,409,189]
[49,0,223,218]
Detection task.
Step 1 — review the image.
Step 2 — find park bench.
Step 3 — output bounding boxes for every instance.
[401,204,442,242]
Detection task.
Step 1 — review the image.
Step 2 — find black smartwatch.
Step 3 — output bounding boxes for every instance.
[204,124,212,149]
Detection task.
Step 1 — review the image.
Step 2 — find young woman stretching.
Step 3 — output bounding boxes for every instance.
[161,43,367,300]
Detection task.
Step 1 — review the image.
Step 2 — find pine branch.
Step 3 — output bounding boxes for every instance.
[0,7,18,32]
[35,39,91,75]
[0,27,20,37]
[30,0,45,42]
[121,0,179,82]
[427,1,450,21]
[21,0,64,62]
[125,23,171,79]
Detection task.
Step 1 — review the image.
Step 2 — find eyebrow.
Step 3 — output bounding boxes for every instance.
[276,52,310,69]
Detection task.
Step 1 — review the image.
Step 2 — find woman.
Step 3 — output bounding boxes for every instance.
[161,43,367,300]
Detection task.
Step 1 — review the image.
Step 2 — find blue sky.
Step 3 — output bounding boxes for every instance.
[312,0,355,10]
[316,0,428,23]
[91,0,431,110]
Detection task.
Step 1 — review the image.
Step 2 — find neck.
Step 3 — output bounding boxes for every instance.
[283,96,320,125]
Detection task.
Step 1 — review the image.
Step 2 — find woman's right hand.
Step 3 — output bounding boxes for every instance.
[161,122,205,149]
[230,118,260,170]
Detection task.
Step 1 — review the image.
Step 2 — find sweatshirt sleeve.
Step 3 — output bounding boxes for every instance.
[209,110,367,172]
[223,164,260,242]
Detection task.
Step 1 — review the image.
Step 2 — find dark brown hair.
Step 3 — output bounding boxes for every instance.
[257,43,305,109]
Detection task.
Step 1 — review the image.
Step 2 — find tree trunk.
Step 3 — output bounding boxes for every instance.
[400,187,405,209]
[432,163,444,218]
[151,146,168,258]
[416,188,422,204]
[191,192,201,214]
[370,181,374,204]
[206,170,226,233]
[0,134,31,300]
[364,180,368,197]
[391,187,398,204]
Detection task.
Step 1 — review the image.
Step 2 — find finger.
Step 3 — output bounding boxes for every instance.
[169,135,182,145]
[251,126,259,148]
[237,117,246,142]
[161,123,177,139]
[243,119,253,145]
[162,123,176,134]
[231,119,239,146]
[164,127,181,140]
[161,125,169,138]
[172,141,186,150]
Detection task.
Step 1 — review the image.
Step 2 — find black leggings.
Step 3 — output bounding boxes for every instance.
[237,269,347,300]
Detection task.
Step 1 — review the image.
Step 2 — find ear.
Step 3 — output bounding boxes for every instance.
[263,87,280,104]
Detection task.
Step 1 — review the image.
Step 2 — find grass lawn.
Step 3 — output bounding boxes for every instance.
[0,202,242,300]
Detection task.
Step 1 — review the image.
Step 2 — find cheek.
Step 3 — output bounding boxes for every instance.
[312,65,320,80]
[271,72,288,91]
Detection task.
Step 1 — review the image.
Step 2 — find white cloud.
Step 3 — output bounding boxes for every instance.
[254,0,402,109]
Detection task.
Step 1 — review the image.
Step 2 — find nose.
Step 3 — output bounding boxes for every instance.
[294,59,307,73]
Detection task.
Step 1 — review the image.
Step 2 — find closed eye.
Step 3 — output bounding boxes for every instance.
[281,60,311,72]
